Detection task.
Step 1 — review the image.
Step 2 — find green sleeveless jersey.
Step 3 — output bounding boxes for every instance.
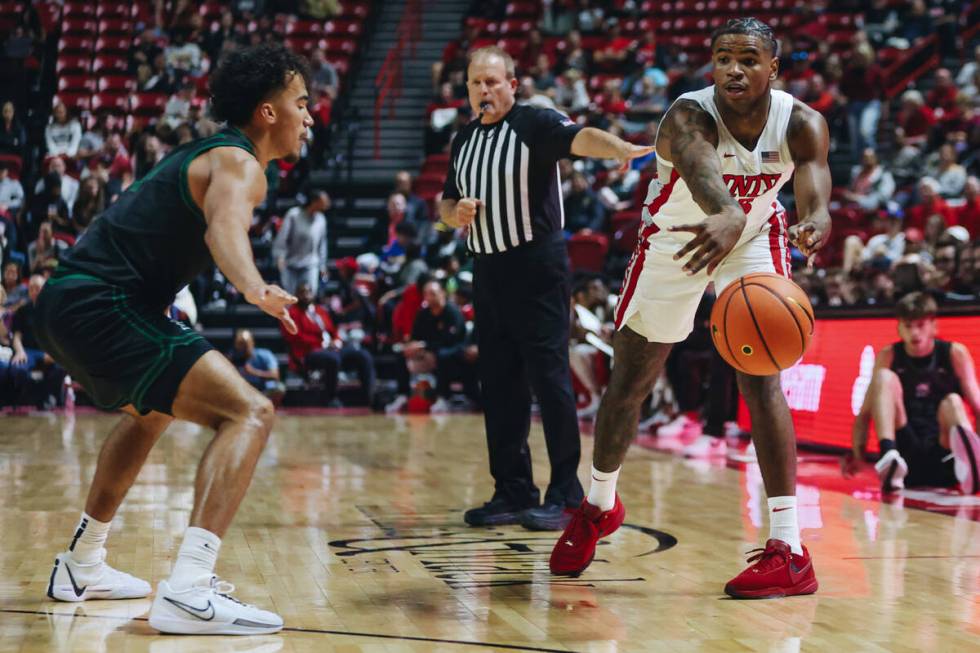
[59,127,257,309]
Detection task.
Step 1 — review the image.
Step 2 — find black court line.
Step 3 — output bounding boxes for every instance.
[0,608,578,653]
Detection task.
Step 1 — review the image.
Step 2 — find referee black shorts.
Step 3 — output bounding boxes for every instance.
[34,272,213,415]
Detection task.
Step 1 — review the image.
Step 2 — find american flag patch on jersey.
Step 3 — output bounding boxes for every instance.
[761,151,780,163]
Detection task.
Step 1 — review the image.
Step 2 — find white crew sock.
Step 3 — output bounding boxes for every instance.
[586,465,620,511]
[768,496,802,556]
[168,527,222,590]
[68,513,111,565]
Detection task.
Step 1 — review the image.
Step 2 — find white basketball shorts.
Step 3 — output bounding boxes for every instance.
[614,204,791,343]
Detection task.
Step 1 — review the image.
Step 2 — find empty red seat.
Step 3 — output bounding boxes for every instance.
[319,36,356,55]
[97,75,136,93]
[95,2,130,19]
[63,2,95,18]
[505,2,539,18]
[91,93,129,114]
[95,36,131,54]
[62,18,97,36]
[568,233,610,273]
[0,153,23,179]
[56,55,90,75]
[55,92,91,112]
[92,55,129,74]
[284,36,318,54]
[322,20,363,36]
[98,18,133,36]
[57,75,96,93]
[130,92,168,117]
[337,1,370,19]
[499,19,533,35]
[285,19,322,36]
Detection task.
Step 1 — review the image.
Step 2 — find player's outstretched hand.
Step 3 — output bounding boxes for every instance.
[789,214,832,262]
[616,143,656,172]
[669,208,746,276]
[247,283,298,334]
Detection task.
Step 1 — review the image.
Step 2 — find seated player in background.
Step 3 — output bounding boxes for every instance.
[569,274,613,419]
[844,292,980,494]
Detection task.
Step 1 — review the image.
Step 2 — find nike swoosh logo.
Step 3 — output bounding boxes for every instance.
[64,560,87,598]
[164,596,216,621]
[723,153,736,158]
[772,507,793,512]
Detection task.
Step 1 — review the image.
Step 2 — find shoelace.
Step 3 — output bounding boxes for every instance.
[744,545,789,572]
[209,578,249,607]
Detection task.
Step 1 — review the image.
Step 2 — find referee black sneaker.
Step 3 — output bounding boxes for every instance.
[463,496,531,526]
[519,503,574,531]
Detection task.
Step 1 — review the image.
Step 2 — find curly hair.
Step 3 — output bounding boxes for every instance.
[710,18,778,57]
[209,43,311,127]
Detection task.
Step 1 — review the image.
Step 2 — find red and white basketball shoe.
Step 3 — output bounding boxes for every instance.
[724,539,818,599]
[549,494,625,576]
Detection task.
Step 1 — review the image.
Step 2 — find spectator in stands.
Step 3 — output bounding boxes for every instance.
[569,275,611,419]
[926,143,967,199]
[229,328,286,406]
[394,170,431,239]
[927,68,959,123]
[76,115,108,163]
[165,28,204,77]
[98,133,134,191]
[906,177,953,231]
[134,132,166,180]
[71,177,107,235]
[628,74,667,115]
[2,261,26,312]
[309,49,339,98]
[552,69,590,114]
[10,274,63,408]
[387,279,474,414]
[540,0,575,36]
[895,90,934,149]
[130,28,163,75]
[847,211,905,271]
[205,11,242,61]
[282,281,375,406]
[518,76,558,110]
[145,52,180,95]
[0,101,26,157]
[668,58,709,102]
[927,242,959,292]
[842,148,895,213]
[273,190,330,295]
[803,74,839,118]
[44,103,81,159]
[28,177,70,240]
[426,82,467,154]
[564,171,606,234]
[634,31,671,74]
[862,0,900,48]
[897,0,934,44]
[35,158,79,214]
[0,162,24,215]
[27,221,68,273]
[592,18,633,71]
[954,176,980,237]
[164,82,196,130]
[839,43,884,156]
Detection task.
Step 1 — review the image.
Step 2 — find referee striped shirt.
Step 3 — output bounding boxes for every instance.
[442,104,583,254]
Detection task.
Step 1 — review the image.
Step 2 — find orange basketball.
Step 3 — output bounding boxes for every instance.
[710,272,815,376]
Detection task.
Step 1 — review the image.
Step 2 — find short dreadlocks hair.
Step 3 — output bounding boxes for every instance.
[209,43,311,127]
[710,17,778,57]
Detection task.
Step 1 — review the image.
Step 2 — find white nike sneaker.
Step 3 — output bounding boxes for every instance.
[429,397,451,414]
[875,449,908,493]
[46,550,151,602]
[148,576,283,635]
[657,414,702,438]
[682,434,728,458]
[951,425,980,495]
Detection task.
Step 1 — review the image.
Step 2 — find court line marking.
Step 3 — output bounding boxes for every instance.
[0,608,578,652]
[842,555,980,559]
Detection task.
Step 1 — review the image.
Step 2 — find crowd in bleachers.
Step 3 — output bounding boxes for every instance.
[3,0,980,412]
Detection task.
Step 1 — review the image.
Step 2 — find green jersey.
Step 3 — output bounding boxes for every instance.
[59,127,256,309]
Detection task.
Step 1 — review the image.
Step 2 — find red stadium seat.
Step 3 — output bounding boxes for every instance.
[97,75,136,93]
[130,92,168,117]
[53,232,77,247]
[57,75,96,93]
[568,233,610,273]
[611,209,642,236]
[499,19,533,35]
[95,37,132,55]
[91,93,130,114]
[97,18,134,36]
[62,18,97,36]
[0,153,23,179]
[63,2,95,18]
[323,20,363,36]
[319,36,357,55]
[198,1,224,19]
[56,55,90,75]
[284,36,318,55]
[496,38,526,58]
[285,19,322,36]
[505,2,539,18]
[95,2,131,19]
[414,175,444,200]
[55,92,91,112]
[337,1,370,19]
[92,55,129,75]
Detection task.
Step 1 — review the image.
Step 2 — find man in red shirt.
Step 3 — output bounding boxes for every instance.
[905,177,954,231]
[954,176,980,239]
[280,282,375,405]
[926,68,959,122]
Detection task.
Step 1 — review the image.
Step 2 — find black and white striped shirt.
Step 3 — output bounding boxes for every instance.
[442,104,583,254]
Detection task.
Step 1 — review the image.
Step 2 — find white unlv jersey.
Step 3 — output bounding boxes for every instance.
[641,86,795,246]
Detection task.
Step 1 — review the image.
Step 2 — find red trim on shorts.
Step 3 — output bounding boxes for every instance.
[767,204,789,278]
[615,170,680,328]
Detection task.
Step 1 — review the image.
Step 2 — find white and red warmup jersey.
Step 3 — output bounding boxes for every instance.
[640,86,796,248]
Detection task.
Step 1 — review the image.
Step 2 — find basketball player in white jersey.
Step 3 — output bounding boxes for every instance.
[549,18,832,599]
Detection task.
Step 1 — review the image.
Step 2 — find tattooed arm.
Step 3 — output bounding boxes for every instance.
[786,100,832,259]
[658,100,747,275]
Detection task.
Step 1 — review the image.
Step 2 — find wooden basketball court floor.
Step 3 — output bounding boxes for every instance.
[1,411,979,652]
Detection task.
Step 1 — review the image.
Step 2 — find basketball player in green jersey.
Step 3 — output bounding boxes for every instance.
[34,43,311,635]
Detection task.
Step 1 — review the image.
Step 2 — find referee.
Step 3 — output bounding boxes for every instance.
[441,46,653,530]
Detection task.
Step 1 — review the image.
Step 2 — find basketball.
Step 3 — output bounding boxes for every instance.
[710,272,814,376]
